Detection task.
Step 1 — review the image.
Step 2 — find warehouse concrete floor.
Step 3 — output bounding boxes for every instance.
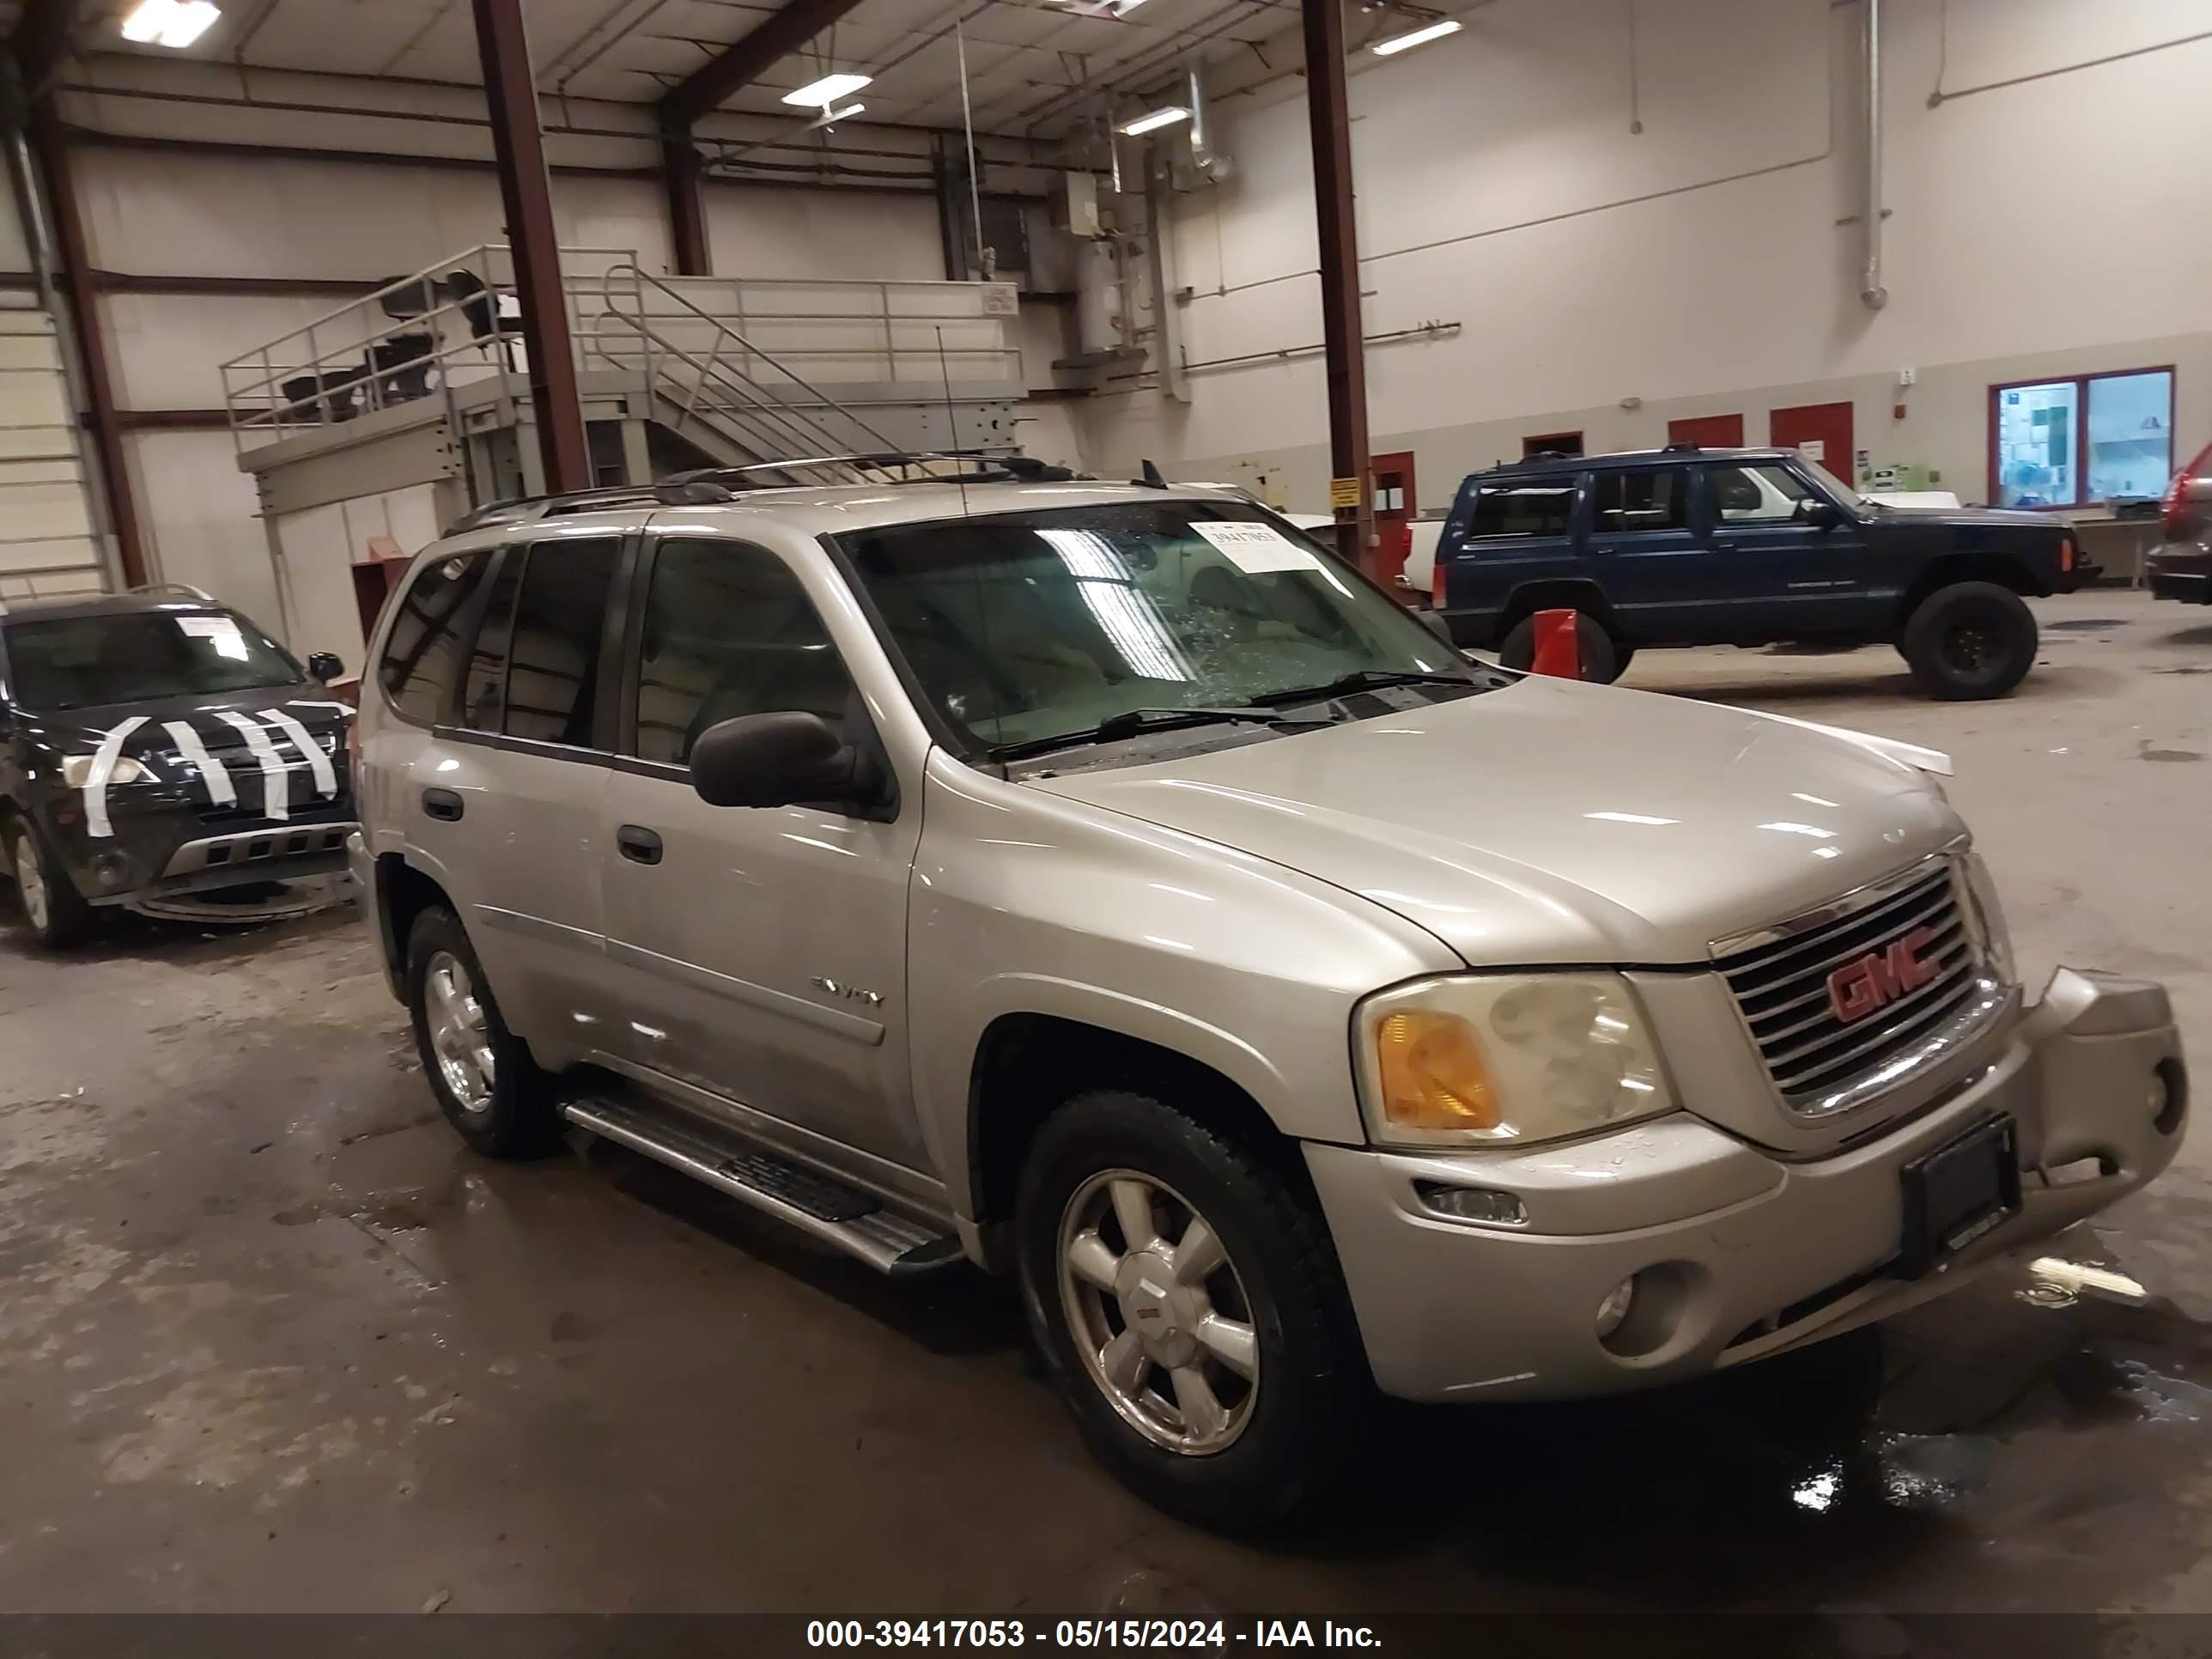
[3,590,2209,1619]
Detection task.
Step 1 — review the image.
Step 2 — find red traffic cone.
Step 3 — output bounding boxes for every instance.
[1530,609,1583,679]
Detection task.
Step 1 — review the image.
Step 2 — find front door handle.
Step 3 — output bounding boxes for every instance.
[422,787,463,822]
[617,824,664,866]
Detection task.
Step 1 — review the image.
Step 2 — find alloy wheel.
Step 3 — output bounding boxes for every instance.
[424,951,495,1113]
[1058,1169,1261,1455]
[14,836,49,933]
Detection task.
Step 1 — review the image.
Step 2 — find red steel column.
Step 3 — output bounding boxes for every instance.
[1300,0,1374,578]
[31,106,149,588]
[662,129,711,276]
[471,0,592,494]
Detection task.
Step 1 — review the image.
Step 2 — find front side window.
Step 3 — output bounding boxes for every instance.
[1592,467,1688,533]
[501,538,622,746]
[379,552,491,722]
[841,502,1468,754]
[1468,481,1576,538]
[8,608,301,711]
[631,538,854,765]
[1993,368,2174,507]
[1708,463,1812,524]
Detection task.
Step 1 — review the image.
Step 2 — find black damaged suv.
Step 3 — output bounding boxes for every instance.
[1433,445,2087,699]
[0,586,357,947]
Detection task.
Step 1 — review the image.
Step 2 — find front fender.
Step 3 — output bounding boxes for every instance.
[908,752,1456,1220]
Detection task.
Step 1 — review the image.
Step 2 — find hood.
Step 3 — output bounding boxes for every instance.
[1028,677,1960,967]
[1868,501,2057,531]
[25,684,353,754]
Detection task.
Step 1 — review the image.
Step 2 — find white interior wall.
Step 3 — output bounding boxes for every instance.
[1077,0,2212,516]
[55,57,1078,629]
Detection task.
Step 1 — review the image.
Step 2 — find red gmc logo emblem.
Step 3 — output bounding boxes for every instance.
[1826,926,1942,1023]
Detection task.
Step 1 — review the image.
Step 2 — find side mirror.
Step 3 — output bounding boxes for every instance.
[690,711,884,812]
[307,650,345,684]
[1795,498,1839,529]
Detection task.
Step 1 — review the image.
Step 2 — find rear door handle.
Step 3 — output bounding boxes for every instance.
[617,824,663,866]
[422,787,463,822]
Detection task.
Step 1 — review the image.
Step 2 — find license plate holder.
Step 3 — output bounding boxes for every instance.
[1898,1115,2021,1279]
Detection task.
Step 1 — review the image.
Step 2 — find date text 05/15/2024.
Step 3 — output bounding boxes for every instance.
[805,1621,1382,1649]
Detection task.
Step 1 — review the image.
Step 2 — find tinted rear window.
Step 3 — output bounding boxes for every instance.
[501,538,622,746]
[1468,481,1577,538]
[379,552,492,724]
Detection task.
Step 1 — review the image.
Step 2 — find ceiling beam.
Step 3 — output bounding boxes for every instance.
[9,0,87,101]
[655,0,873,127]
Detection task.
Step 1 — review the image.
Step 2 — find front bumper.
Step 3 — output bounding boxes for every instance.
[2147,545,2212,604]
[1308,967,2185,1403]
[42,793,358,908]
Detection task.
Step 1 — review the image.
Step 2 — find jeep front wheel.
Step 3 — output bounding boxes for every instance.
[1015,1089,1367,1532]
[7,816,96,949]
[1899,581,2038,700]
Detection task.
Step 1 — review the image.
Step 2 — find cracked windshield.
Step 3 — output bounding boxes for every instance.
[841,501,1469,753]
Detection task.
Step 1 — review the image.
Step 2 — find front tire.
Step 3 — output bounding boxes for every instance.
[405,906,562,1158]
[1899,581,2038,700]
[1015,1089,1367,1532]
[1498,611,1624,684]
[6,815,96,949]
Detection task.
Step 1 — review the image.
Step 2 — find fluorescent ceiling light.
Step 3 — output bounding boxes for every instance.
[1119,106,1190,136]
[782,71,873,107]
[120,0,221,48]
[1370,17,1462,55]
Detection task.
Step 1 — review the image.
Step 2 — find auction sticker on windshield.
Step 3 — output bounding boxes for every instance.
[1191,521,1323,575]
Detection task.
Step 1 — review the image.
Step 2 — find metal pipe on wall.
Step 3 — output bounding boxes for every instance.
[1299,0,1373,575]
[1860,0,1887,310]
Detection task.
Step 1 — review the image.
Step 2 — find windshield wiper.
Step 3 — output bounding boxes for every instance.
[1253,668,1474,707]
[990,705,1320,761]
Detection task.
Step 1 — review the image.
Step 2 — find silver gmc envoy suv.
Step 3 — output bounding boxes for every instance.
[351,465,2187,1528]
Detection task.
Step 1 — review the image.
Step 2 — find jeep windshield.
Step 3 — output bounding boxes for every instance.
[839,501,1480,756]
[4,610,302,710]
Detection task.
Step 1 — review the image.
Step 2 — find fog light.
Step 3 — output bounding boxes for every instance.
[1595,1276,1638,1338]
[92,852,130,889]
[2148,1073,2168,1118]
[1413,1182,1526,1227]
[2152,1058,2186,1136]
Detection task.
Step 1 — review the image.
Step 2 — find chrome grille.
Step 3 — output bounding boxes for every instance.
[1714,860,2001,1115]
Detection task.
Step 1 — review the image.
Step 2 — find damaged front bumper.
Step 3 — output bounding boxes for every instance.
[40,791,359,910]
[1308,966,2185,1404]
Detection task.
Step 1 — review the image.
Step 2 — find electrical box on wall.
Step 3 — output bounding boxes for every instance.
[1062,172,1103,240]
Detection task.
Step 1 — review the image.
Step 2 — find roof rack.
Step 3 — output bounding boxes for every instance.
[127,581,219,605]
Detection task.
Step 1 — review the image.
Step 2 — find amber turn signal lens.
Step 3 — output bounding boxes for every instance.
[1376,1010,1499,1132]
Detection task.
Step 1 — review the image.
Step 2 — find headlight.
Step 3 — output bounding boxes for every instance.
[1960,849,2015,985]
[61,755,149,788]
[1355,973,1674,1149]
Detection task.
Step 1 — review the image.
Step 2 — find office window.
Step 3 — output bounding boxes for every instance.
[1592,467,1688,533]
[631,538,854,766]
[1993,368,2173,507]
[1522,431,1584,459]
[1468,481,1577,538]
[501,538,622,746]
[377,551,490,725]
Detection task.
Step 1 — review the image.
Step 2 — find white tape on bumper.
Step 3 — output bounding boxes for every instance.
[82,716,149,840]
[161,720,237,806]
[214,709,291,821]
[258,708,337,799]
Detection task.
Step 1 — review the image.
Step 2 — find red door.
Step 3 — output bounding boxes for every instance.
[1768,401,1856,479]
[1667,413,1744,447]
[1370,450,1417,590]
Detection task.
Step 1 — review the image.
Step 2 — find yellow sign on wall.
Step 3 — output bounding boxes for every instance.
[1328,477,1362,508]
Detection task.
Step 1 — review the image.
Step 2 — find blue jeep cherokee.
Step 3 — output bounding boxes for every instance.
[1433,445,2085,699]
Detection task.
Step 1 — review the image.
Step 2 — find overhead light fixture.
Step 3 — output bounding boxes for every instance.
[782,71,873,107]
[1370,17,1462,55]
[119,0,222,48]
[1119,106,1190,136]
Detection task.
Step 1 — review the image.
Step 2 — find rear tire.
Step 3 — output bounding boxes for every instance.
[1899,581,2038,700]
[1015,1089,1369,1533]
[404,906,562,1158]
[6,814,97,949]
[1499,611,1624,684]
